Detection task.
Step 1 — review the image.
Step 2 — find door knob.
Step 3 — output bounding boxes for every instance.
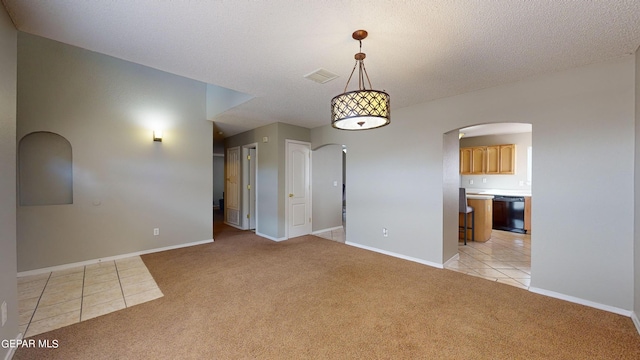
[289,194,294,197]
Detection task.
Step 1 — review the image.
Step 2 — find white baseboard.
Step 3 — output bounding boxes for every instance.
[529,287,632,317]
[3,332,22,360]
[256,231,287,242]
[443,253,459,267]
[345,241,444,269]
[631,311,640,335]
[312,226,344,235]
[17,239,214,277]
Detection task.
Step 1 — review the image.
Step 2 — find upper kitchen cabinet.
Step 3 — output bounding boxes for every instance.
[460,147,485,174]
[486,144,515,174]
[461,144,515,175]
[460,148,472,174]
[486,146,499,173]
[499,144,515,174]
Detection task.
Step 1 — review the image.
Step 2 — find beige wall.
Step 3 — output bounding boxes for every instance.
[226,122,310,239]
[226,122,279,237]
[313,55,635,311]
[442,130,461,263]
[213,155,224,207]
[16,33,213,271]
[0,5,18,352]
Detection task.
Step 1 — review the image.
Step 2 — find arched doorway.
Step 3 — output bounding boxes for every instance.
[443,123,532,290]
[310,144,346,243]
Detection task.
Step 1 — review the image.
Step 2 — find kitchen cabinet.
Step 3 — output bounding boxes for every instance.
[460,148,472,174]
[499,144,515,174]
[459,196,493,242]
[471,147,485,174]
[462,144,515,175]
[486,146,499,173]
[460,147,485,174]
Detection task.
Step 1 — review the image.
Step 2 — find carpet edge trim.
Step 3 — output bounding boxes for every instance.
[17,239,214,277]
[529,286,632,317]
[443,253,460,267]
[311,226,344,234]
[255,232,287,242]
[345,241,444,269]
[224,222,245,230]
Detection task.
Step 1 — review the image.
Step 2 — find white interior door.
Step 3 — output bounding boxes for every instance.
[226,146,240,226]
[287,141,311,238]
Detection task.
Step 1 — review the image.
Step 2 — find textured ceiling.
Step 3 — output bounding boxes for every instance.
[3,0,640,136]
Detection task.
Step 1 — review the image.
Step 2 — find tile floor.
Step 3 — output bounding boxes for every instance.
[314,227,531,290]
[446,230,531,289]
[314,227,531,289]
[313,227,346,243]
[18,256,163,338]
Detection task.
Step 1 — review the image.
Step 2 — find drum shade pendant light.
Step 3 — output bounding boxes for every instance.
[331,30,390,130]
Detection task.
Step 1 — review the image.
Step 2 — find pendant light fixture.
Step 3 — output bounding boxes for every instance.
[331,30,390,130]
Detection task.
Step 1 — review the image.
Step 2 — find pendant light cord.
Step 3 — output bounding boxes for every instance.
[343,62,359,93]
[342,39,374,93]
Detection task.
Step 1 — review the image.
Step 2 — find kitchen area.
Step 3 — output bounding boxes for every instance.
[458,124,532,242]
[461,189,531,242]
[449,123,532,289]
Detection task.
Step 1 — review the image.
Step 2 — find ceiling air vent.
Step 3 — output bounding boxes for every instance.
[304,68,339,84]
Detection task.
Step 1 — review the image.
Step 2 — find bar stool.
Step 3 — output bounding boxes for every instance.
[459,188,475,245]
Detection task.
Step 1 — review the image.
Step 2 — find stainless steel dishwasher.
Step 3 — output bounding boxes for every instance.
[492,195,526,233]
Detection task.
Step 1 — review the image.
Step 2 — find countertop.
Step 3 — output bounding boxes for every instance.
[466,188,532,197]
[467,194,494,200]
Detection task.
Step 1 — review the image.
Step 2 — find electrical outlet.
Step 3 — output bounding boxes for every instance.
[383,228,388,237]
[469,179,474,185]
[482,178,487,183]
[1,300,7,327]
[153,228,159,236]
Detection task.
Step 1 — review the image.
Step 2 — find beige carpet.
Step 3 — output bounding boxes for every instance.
[14,220,640,359]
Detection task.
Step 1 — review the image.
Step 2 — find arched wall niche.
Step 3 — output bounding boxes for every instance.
[18,131,73,206]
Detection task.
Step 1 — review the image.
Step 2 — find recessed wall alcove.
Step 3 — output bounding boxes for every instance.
[18,131,73,206]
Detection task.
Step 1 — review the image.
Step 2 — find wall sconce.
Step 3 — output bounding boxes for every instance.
[153,130,163,142]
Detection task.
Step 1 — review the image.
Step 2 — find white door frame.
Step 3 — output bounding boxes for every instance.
[285,140,312,239]
[241,143,258,230]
